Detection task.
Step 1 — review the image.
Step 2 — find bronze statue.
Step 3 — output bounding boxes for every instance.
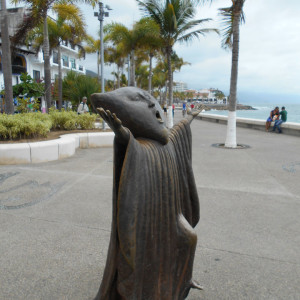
[91,87,202,300]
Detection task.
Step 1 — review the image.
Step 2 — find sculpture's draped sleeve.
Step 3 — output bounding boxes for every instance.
[96,119,200,300]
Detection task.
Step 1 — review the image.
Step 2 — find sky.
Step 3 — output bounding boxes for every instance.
[79,0,300,104]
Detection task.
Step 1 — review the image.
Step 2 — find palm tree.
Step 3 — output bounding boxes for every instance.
[137,0,218,128]
[105,18,159,87]
[152,64,167,104]
[12,0,97,112]
[171,52,191,74]
[152,52,189,105]
[25,2,86,110]
[219,0,246,148]
[83,34,101,83]
[50,2,86,110]
[135,17,162,94]
[12,0,54,111]
[105,45,126,89]
[135,64,149,89]
[0,0,14,114]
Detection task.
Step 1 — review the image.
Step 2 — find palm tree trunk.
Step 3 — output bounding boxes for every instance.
[159,87,162,104]
[166,46,173,128]
[43,13,52,112]
[58,44,62,110]
[148,52,153,94]
[1,0,14,114]
[117,65,120,89]
[129,50,135,86]
[225,9,241,148]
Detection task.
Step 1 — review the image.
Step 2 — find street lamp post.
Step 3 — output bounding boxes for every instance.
[94,2,112,130]
[94,2,112,93]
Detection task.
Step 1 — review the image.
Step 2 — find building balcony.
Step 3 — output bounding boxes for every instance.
[0,63,27,75]
[51,59,85,74]
[12,65,27,75]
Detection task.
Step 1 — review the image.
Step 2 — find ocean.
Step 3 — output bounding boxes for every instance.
[202,102,300,124]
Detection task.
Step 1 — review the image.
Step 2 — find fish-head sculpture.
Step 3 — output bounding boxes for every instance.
[91,87,169,145]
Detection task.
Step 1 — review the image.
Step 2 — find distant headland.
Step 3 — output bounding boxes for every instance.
[196,103,256,111]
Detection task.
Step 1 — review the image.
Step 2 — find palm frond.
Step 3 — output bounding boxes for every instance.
[178,28,219,43]
[219,0,246,49]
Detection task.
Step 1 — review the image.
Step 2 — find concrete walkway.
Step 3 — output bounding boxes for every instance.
[0,111,299,299]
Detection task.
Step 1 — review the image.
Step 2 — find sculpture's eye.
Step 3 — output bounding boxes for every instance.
[148,103,155,108]
[143,93,150,100]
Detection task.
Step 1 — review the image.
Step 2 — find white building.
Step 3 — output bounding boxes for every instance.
[198,88,227,104]
[173,81,188,92]
[0,7,86,91]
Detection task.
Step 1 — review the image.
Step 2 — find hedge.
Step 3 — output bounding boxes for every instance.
[0,110,99,141]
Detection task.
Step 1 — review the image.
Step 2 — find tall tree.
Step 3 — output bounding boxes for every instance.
[25,2,86,110]
[135,64,149,89]
[137,0,218,128]
[0,0,14,114]
[12,0,97,112]
[105,18,159,87]
[62,70,101,107]
[219,0,246,148]
[83,34,101,83]
[105,45,126,89]
[49,2,86,110]
[135,17,162,94]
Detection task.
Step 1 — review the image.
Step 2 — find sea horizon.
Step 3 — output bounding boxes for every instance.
[202,101,300,124]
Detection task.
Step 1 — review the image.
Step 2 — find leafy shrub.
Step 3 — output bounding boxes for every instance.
[0,112,52,140]
[76,113,97,129]
[0,123,8,139]
[0,110,99,141]
[49,109,78,130]
[16,97,40,113]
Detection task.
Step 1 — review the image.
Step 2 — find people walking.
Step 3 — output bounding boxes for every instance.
[182,102,187,117]
[163,102,167,117]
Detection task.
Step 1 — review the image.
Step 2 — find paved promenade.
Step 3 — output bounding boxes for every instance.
[1,111,299,300]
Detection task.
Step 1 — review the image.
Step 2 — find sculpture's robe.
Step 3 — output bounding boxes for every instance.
[95,119,200,300]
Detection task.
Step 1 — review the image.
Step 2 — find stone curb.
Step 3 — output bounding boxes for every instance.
[0,132,114,165]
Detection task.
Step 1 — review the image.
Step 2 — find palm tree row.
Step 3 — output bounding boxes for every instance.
[1,0,246,148]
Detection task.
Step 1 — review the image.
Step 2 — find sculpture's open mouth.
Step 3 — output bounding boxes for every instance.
[156,111,164,124]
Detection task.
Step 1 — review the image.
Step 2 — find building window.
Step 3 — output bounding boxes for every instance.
[33,70,40,82]
[79,65,83,71]
[12,54,26,75]
[62,55,69,67]
[70,58,76,69]
[53,51,58,64]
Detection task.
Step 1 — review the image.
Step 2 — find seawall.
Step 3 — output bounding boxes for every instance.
[197,113,300,137]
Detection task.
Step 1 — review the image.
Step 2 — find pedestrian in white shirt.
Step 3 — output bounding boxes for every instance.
[77,96,89,114]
